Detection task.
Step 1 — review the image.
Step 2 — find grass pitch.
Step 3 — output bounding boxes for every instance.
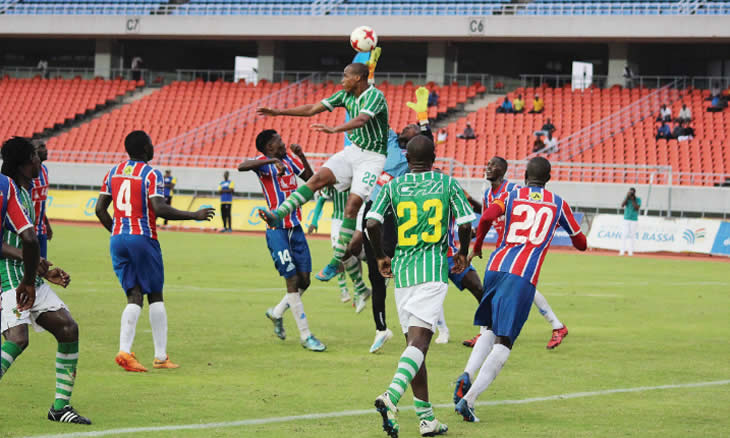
[1,224,729,438]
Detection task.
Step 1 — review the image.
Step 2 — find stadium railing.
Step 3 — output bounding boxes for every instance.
[531,79,685,162]
[0,66,152,83]
[520,74,692,90]
[5,2,729,16]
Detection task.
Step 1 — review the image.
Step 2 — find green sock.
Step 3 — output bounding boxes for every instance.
[386,346,424,406]
[0,341,23,379]
[337,271,349,294]
[54,341,79,410]
[329,217,356,267]
[343,256,368,294]
[276,186,313,220]
[414,397,435,421]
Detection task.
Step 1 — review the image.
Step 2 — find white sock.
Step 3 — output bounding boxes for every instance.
[436,308,449,333]
[533,289,563,330]
[119,304,141,353]
[149,302,168,361]
[463,344,511,407]
[286,292,311,341]
[272,294,290,318]
[464,327,496,380]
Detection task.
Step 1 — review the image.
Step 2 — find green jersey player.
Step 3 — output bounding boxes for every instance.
[366,135,476,438]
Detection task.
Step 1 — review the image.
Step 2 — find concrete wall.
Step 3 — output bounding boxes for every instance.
[2,15,729,41]
[47,162,730,215]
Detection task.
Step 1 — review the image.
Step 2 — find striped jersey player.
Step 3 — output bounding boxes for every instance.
[96,130,214,373]
[367,136,475,437]
[454,156,587,423]
[238,129,326,352]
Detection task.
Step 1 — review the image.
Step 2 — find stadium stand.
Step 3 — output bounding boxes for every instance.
[48,79,479,165]
[0,76,140,140]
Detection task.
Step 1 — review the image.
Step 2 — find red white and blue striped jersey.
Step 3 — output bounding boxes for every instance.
[254,154,305,229]
[0,175,34,239]
[487,187,582,286]
[484,180,521,243]
[31,163,49,235]
[101,160,164,239]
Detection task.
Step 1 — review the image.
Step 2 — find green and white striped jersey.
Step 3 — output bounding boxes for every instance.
[366,171,476,288]
[1,185,43,292]
[321,85,389,155]
[322,186,350,221]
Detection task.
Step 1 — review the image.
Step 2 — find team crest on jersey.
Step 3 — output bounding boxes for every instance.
[123,165,134,176]
[529,192,543,201]
[397,180,444,197]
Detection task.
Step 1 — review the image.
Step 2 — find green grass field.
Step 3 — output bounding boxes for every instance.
[1,224,729,438]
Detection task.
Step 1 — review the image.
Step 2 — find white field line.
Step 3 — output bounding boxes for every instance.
[20,379,730,438]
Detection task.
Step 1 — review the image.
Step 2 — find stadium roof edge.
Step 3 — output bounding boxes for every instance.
[1,15,729,41]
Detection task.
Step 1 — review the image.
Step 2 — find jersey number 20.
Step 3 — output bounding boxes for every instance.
[506,204,554,245]
[397,199,442,246]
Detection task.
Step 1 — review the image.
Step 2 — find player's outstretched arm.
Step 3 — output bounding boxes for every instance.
[238,158,284,173]
[257,102,327,118]
[95,194,114,232]
[312,113,371,135]
[150,197,215,222]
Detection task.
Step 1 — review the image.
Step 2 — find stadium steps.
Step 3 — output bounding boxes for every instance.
[433,93,504,129]
[38,84,152,143]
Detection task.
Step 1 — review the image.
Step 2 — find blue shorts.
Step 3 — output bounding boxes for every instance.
[265,225,311,279]
[110,234,164,294]
[474,271,536,344]
[37,233,48,259]
[447,256,476,291]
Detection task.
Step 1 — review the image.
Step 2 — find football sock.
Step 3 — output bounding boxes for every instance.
[0,341,22,379]
[329,217,356,267]
[276,186,313,220]
[53,341,78,410]
[387,346,425,406]
[414,397,435,422]
[463,344,511,408]
[272,294,290,318]
[149,302,168,361]
[337,271,349,295]
[533,289,563,330]
[464,327,496,380]
[119,303,142,353]
[436,308,448,334]
[343,255,368,294]
[286,292,311,341]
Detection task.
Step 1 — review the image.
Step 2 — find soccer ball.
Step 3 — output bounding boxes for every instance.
[350,26,378,53]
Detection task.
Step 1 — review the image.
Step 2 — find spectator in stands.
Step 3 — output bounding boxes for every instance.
[707,94,727,113]
[529,94,544,113]
[623,65,634,89]
[496,97,513,114]
[671,122,685,140]
[656,104,671,122]
[513,94,525,113]
[131,56,144,81]
[674,122,694,141]
[677,104,692,123]
[437,129,447,145]
[708,82,722,101]
[655,121,671,140]
[36,59,49,79]
[428,90,439,107]
[535,118,556,137]
[532,135,545,153]
[544,132,558,153]
[457,122,476,140]
[620,188,641,257]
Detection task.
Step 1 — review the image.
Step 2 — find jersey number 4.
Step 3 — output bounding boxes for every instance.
[397,199,442,246]
[116,180,133,217]
[506,203,555,245]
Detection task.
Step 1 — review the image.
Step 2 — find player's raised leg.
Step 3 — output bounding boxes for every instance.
[533,289,569,349]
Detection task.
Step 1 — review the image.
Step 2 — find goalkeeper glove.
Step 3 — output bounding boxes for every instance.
[406,86,430,125]
[366,47,381,85]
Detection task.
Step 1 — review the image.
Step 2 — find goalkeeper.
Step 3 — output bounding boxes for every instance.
[361,87,436,353]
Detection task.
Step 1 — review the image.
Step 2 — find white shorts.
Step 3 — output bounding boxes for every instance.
[330,218,343,248]
[323,145,386,200]
[394,282,449,334]
[1,283,67,333]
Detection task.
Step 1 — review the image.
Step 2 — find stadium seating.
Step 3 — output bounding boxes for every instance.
[0,76,139,141]
[439,85,729,185]
[48,79,479,165]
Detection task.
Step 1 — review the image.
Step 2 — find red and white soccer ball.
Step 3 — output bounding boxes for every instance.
[350,25,378,53]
